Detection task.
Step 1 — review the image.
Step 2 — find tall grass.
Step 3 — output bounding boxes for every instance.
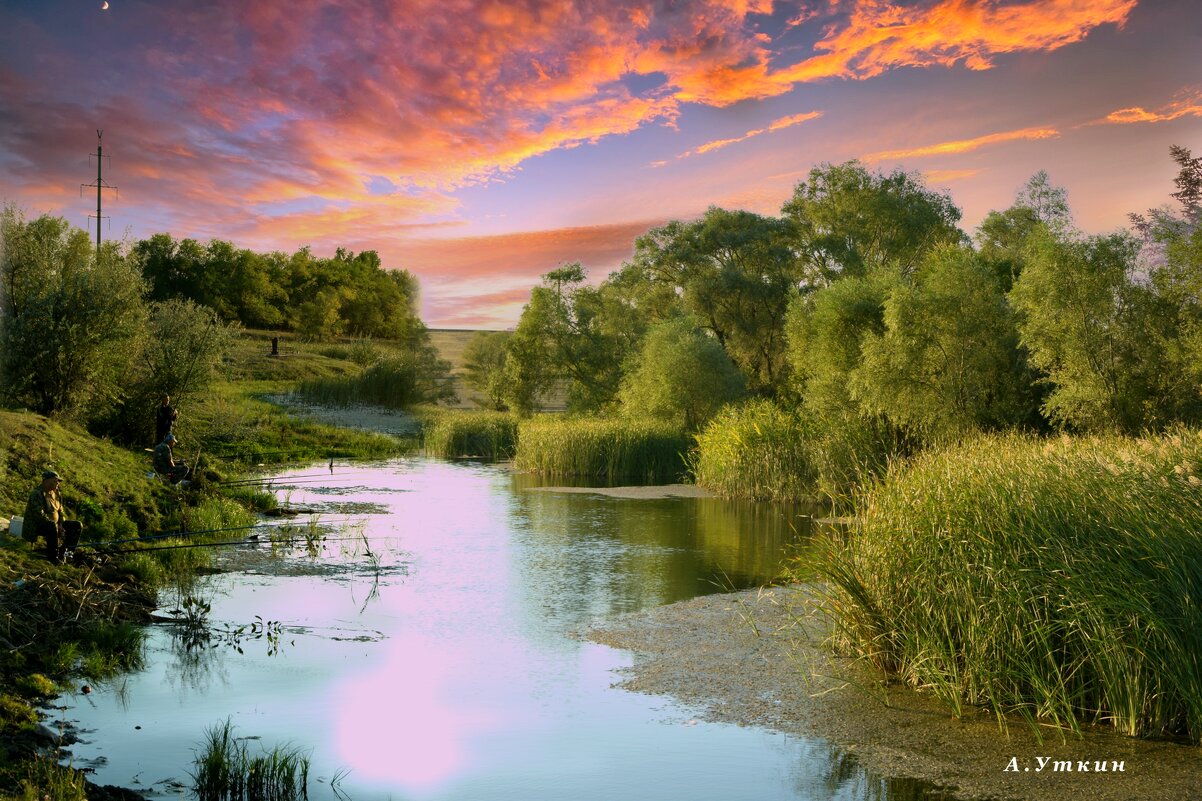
[813,428,1202,742]
[691,400,904,509]
[514,416,690,483]
[191,719,311,801]
[423,410,518,460]
[691,400,817,502]
[294,358,419,409]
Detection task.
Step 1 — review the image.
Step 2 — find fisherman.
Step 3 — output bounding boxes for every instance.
[23,470,66,563]
[153,433,191,484]
[155,394,178,445]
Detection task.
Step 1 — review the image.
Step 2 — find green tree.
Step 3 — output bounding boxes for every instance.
[1010,228,1192,431]
[462,330,512,411]
[619,316,745,431]
[782,161,963,285]
[0,208,147,416]
[854,245,1036,439]
[503,264,645,414]
[625,207,800,394]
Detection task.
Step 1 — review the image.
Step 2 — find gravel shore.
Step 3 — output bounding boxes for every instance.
[585,586,1202,801]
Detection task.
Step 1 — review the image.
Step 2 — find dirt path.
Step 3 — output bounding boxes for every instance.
[586,586,1202,801]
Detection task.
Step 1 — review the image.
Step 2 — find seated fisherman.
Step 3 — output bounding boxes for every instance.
[24,470,67,563]
[153,433,191,484]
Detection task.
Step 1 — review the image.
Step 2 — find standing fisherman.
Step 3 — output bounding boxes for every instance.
[23,471,66,563]
[155,394,179,445]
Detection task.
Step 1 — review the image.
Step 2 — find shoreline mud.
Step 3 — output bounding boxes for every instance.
[585,586,1202,801]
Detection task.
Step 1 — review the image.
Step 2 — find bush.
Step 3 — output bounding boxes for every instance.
[514,416,690,483]
[423,410,518,460]
[815,428,1202,741]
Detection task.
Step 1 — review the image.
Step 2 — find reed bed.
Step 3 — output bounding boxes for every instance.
[191,719,311,801]
[691,400,818,503]
[423,410,519,460]
[814,428,1202,742]
[513,416,690,483]
[294,358,419,409]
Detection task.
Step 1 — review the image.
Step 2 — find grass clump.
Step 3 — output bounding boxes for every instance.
[814,428,1202,742]
[691,400,817,503]
[513,416,690,483]
[423,410,518,460]
[191,719,311,801]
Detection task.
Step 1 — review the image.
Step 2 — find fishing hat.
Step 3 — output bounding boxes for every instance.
[42,470,61,481]
[165,433,177,444]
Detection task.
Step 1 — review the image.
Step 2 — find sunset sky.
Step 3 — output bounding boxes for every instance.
[1,0,1199,328]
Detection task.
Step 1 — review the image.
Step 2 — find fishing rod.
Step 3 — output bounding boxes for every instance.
[98,531,396,556]
[214,472,372,487]
[76,518,361,549]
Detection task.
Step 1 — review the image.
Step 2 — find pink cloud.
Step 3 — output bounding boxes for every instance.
[862,126,1061,162]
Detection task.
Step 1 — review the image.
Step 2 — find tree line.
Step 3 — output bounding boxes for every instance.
[466,146,1202,445]
[0,210,437,442]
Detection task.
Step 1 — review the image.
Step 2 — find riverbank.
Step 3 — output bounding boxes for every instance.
[586,586,1202,801]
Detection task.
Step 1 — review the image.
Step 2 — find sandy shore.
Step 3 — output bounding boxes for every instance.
[585,586,1202,801]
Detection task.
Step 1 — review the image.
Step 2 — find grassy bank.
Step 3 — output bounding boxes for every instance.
[513,416,690,483]
[813,429,1202,742]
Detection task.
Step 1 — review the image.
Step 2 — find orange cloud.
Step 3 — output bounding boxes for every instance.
[677,111,823,159]
[1102,88,1202,124]
[777,0,1136,84]
[924,168,982,183]
[862,126,1060,161]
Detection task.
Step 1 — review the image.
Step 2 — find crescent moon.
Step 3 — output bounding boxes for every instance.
[102,1,109,8]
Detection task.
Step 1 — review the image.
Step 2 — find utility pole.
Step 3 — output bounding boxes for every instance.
[81,130,117,258]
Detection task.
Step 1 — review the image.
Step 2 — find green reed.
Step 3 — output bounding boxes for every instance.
[423,410,519,460]
[513,416,690,483]
[690,400,818,502]
[191,719,312,801]
[811,428,1202,742]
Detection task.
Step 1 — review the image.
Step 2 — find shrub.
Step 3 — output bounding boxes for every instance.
[815,428,1202,741]
[514,416,690,483]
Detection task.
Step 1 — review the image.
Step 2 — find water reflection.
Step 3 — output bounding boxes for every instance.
[64,459,951,800]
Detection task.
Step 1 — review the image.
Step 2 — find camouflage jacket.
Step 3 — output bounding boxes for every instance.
[23,486,63,542]
[153,442,176,474]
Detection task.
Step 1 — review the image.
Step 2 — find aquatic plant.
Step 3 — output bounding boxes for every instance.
[513,416,690,483]
[191,719,312,801]
[691,400,817,503]
[422,410,518,460]
[813,428,1202,742]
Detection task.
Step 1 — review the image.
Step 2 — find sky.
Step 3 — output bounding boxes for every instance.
[1,0,1199,328]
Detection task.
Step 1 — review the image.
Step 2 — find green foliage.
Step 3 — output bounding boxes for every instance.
[462,330,512,410]
[690,400,816,503]
[134,235,422,341]
[513,416,690,483]
[815,430,1202,742]
[619,315,745,431]
[1010,228,1193,431]
[781,161,963,284]
[504,264,645,413]
[854,245,1037,439]
[0,208,148,416]
[423,410,518,460]
[626,208,800,393]
[785,271,892,416]
[191,719,312,801]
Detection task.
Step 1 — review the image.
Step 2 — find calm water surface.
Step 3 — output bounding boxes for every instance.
[63,459,945,800]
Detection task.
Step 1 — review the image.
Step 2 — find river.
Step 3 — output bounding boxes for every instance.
[61,458,950,800]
